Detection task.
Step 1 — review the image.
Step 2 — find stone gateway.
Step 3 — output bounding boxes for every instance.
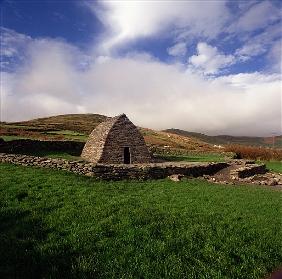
[81,114,151,164]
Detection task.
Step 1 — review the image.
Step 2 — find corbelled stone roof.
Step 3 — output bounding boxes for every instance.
[81,114,151,164]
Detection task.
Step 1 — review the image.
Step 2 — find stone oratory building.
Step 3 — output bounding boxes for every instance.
[81,114,151,164]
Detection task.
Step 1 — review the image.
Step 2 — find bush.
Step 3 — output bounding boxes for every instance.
[225,144,282,161]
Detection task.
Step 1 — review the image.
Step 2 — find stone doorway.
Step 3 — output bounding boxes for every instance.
[124,147,131,164]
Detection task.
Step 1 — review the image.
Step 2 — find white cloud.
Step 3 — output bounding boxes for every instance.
[237,1,257,11]
[266,39,282,73]
[0,34,87,121]
[229,1,281,32]
[1,31,281,136]
[0,27,32,70]
[215,72,281,89]
[235,22,281,61]
[1,27,32,54]
[167,42,187,57]
[188,42,235,75]
[88,1,230,53]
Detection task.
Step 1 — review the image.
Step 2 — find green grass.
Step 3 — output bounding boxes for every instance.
[18,150,81,161]
[46,130,86,136]
[157,153,227,162]
[33,151,81,161]
[0,135,33,141]
[264,161,282,173]
[45,130,88,141]
[0,124,37,129]
[0,129,87,142]
[0,163,281,278]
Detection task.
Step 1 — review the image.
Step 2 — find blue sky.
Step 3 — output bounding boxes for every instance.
[0,0,281,135]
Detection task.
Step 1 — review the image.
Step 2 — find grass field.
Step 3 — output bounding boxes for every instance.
[1,163,281,279]
[45,130,88,141]
[0,135,33,141]
[156,153,228,162]
[25,151,81,161]
[264,161,282,173]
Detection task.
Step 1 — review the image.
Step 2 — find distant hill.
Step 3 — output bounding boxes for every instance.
[11,114,109,134]
[3,114,280,152]
[140,128,214,152]
[1,114,216,153]
[164,129,282,149]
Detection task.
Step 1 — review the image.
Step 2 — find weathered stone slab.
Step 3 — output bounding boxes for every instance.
[230,164,267,178]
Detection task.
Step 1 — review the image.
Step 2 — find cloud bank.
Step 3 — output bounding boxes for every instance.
[1,28,280,136]
[1,1,281,136]
[89,1,229,53]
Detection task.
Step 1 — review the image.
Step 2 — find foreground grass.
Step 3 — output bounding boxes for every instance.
[0,164,281,279]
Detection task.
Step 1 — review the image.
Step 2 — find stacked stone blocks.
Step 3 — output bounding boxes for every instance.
[81,114,151,164]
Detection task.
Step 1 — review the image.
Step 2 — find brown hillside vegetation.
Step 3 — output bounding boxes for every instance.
[225,144,282,161]
[1,114,217,153]
[141,128,215,152]
[165,128,282,149]
[11,114,109,134]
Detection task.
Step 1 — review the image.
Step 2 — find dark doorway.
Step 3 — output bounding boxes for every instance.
[124,147,130,164]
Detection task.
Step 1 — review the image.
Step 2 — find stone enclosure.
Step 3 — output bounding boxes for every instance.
[0,152,228,180]
[1,113,280,185]
[1,151,280,185]
[0,138,84,155]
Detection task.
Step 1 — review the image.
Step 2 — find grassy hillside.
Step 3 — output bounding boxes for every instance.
[1,163,281,279]
[141,128,214,152]
[165,128,282,148]
[0,114,108,142]
[2,115,281,150]
[2,113,281,159]
[1,114,216,153]
[5,113,109,134]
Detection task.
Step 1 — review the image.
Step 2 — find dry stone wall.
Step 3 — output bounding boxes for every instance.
[0,139,84,155]
[230,164,267,178]
[0,152,229,181]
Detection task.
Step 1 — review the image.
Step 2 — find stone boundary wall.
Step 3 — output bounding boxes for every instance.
[0,139,84,155]
[230,164,266,179]
[0,152,229,181]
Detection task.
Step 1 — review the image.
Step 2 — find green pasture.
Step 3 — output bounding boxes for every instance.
[0,163,281,279]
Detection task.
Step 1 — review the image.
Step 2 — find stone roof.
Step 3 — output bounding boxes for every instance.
[81,114,151,164]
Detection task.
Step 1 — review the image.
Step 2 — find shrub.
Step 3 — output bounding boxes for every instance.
[225,144,282,161]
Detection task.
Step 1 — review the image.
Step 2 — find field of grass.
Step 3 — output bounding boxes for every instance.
[264,161,282,173]
[1,163,281,279]
[8,113,108,134]
[45,130,88,141]
[157,153,228,162]
[25,151,81,161]
[0,130,88,142]
[0,135,34,141]
[28,150,226,163]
